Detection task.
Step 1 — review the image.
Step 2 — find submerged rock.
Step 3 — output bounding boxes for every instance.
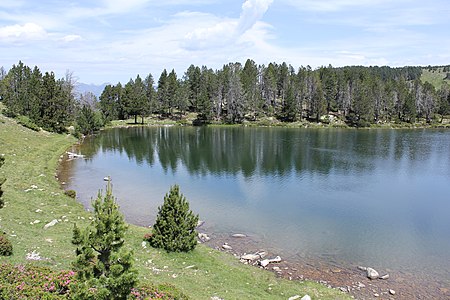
[231,233,247,238]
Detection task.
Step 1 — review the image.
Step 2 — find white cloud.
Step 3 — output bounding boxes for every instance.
[0,23,47,42]
[284,0,395,12]
[183,0,273,50]
[61,34,83,42]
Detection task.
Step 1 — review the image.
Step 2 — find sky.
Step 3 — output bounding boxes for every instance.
[1,0,449,85]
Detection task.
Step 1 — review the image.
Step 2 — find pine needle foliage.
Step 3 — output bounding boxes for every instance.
[71,182,137,299]
[150,185,199,252]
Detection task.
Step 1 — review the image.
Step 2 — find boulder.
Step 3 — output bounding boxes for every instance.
[366,267,379,280]
[301,295,312,300]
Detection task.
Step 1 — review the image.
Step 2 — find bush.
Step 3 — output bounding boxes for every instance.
[71,183,137,299]
[16,115,40,131]
[0,264,75,299]
[0,234,12,256]
[150,185,199,252]
[64,189,76,198]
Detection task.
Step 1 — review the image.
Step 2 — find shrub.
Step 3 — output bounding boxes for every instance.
[71,182,137,299]
[16,115,40,131]
[0,234,12,256]
[150,185,199,252]
[0,264,75,299]
[64,189,76,198]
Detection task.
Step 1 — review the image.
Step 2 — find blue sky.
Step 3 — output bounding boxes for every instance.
[1,0,449,84]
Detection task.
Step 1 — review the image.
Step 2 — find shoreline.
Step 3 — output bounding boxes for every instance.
[198,229,450,299]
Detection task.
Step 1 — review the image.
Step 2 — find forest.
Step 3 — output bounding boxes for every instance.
[1,60,450,131]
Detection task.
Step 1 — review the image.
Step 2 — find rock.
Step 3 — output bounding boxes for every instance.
[288,295,301,300]
[366,267,379,280]
[141,241,147,249]
[339,287,347,292]
[301,295,311,300]
[26,250,41,261]
[259,256,281,268]
[43,219,58,229]
[272,266,281,271]
[389,289,396,295]
[241,253,260,261]
[374,293,379,297]
[231,233,247,238]
[379,273,390,280]
[197,220,205,228]
[222,243,233,250]
[357,282,366,288]
[210,297,224,300]
[198,233,210,242]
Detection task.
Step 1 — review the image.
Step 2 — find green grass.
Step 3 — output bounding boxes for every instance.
[0,111,349,299]
[421,67,449,90]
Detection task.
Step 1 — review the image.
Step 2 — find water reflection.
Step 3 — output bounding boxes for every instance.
[62,127,450,281]
[79,127,449,178]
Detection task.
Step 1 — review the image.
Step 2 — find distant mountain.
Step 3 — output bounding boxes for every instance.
[76,82,109,98]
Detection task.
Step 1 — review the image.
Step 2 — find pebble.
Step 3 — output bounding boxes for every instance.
[389,289,396,295]
[374,293,379,297]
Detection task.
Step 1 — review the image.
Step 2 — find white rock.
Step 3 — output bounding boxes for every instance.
[231,233,247,238]
[222,244,233,250]
[259,256,282,267]
[26,250,41,261]
[198,233,210,242]
[197,220,205,227]
[301,295,311,300]
[241,253,260,261]
[379,273,390,280]
[366,267,379,280]
[43,219,58,229]
[141,241,147,249]
[288,296,301,300]
[389,289,396,295]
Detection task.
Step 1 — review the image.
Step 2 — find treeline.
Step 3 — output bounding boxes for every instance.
[2,61,450,132]
[0,61,102,134]
[100,61,450,127]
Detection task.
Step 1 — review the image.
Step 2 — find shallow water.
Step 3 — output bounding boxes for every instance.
[60,126,450,284]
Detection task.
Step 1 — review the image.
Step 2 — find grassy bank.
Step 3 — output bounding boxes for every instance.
[0,112,349,299]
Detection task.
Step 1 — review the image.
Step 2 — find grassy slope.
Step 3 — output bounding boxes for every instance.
[421,67,449,90]
[0,112,348,299]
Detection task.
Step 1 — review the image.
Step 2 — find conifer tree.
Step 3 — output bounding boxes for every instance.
[72,183,137,299]
[150,185,199,252]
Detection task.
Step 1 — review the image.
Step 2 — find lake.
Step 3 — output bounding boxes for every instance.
[59,126,450,288]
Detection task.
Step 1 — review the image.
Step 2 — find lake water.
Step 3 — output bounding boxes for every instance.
[60,126,450,285]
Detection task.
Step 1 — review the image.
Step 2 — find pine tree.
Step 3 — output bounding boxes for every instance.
[150,185,199,252]
[72,183,137,299]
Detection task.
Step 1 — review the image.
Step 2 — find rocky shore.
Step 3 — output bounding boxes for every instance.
[197,228,450,300]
